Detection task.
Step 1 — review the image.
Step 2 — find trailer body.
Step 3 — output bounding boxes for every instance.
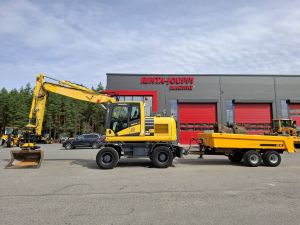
[198,133,296,167]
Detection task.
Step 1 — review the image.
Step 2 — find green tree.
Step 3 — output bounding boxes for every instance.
[0,88,9,131]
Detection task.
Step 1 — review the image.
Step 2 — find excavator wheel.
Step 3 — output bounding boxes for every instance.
[5,150,44,169]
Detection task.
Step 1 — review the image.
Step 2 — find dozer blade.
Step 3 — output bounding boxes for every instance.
[5,150,44,169]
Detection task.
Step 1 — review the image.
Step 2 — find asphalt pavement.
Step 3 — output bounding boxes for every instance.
[1,144,300,225]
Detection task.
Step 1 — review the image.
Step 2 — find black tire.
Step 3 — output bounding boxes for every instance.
[228,152,243,163]
[151,146,173,168]
[92,142,99,149]
[7,140,12,147]
[96,147,119,169]
[2,141,7,147]
[263,151,281,167]
[243,150,262,167]
[65,143,72,150]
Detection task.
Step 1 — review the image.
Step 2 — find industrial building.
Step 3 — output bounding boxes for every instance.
[106,73,300,144]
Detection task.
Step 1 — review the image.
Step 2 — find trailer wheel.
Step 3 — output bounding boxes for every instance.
[151,146,173,168]
[243,150,262,167]
[96,147,119,169]
[228,152,243,163]
[263,151,281,167]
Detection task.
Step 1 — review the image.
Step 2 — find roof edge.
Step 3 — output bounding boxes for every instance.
[106,73,300,77]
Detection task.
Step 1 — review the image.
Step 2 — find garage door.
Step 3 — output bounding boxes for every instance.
[179,103,217,144]
[289,104,300,129]
[234,103,272,134]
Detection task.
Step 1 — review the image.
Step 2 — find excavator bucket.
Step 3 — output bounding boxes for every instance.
[5,150,44,169]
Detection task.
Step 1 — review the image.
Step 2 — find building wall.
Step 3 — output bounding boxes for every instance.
[106,74,300,122]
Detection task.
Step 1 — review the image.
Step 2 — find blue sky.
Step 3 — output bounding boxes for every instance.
[1,0,300,90]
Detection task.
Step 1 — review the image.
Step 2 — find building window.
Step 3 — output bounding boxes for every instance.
[226,100,233,125]
[124,96,133,101]
[281,100,289,119]
[133,96,143,102]
[144,96,152,117]
[170,100,178,120]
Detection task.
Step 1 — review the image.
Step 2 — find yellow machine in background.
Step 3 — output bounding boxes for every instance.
[271,119,297,136]
[6,74,182,169]
[0,127,22,147]
[270,119,300,146]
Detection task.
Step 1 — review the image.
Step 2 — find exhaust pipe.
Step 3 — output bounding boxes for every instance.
[5,150,44,169]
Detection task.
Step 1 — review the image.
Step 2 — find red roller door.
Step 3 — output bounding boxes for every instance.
[289,104,300,129]
[234,103,272,134]
[179,103,217,144]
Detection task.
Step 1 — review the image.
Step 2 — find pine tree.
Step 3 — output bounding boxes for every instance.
[0,88,9,131]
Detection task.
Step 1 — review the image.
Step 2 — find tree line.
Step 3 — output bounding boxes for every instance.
[0,83,106,139]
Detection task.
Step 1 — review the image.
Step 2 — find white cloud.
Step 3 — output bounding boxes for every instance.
[0,0,300,90]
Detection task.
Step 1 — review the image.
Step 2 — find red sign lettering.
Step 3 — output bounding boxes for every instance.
[140,76,195,90]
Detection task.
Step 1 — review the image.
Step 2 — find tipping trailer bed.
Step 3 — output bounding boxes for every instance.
[197,133,296,167]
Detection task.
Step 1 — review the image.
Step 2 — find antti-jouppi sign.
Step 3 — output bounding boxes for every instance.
[140,76,195,90]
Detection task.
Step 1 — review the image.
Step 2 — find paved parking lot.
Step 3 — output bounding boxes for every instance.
[1,144,300,225]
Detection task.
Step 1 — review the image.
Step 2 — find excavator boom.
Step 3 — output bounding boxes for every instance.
[6,73,116,169]
[28,74,115,135]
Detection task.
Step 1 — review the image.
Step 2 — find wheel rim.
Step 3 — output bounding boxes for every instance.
[102,153,113,164]
[249,154,259,164]
[67,144,71,149]
[269,154,279,164]
[158,152,168,163]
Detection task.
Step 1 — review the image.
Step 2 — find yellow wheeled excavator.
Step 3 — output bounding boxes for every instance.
[6,74,182,169]
[1,127,22,147]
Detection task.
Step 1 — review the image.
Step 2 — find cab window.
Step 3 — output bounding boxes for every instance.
[130,105,140,121]
[110,105,129,132]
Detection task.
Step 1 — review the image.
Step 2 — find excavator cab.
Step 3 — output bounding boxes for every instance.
[5,126,43,169]
[105,102,143,138]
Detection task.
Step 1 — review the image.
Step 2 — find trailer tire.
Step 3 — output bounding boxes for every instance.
[228,152,243,163]
[96,147,119,169]
[243,150,262,167]
[151,146,173,168]
[263,151,281,167]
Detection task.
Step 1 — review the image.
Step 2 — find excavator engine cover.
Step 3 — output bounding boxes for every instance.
[5,150,44,169]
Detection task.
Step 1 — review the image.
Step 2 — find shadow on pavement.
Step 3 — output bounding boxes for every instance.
[176,158,245,167]
[70,158,154,169]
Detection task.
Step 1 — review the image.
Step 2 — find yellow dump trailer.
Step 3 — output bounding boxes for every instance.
[198,133,296,167]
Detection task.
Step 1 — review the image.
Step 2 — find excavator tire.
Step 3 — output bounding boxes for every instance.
[5,150,44,169]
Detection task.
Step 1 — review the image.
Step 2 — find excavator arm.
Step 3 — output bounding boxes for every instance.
[28,74,116,135]
[6,73,116,169]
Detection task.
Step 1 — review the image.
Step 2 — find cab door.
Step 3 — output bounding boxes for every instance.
[128,103,141,136]
[108,104,130,136]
